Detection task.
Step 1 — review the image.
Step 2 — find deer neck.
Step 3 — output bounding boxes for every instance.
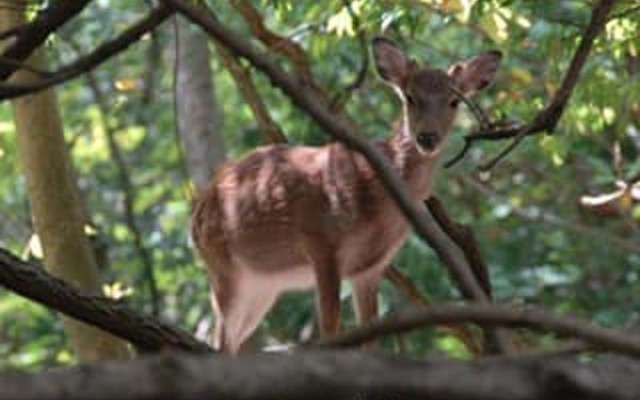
[381,117,439,199]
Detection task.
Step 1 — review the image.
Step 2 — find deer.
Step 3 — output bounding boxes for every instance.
[191,38,502,353]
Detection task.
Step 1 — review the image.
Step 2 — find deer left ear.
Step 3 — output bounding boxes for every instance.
[372,37,410,88]
[448,50,502,96]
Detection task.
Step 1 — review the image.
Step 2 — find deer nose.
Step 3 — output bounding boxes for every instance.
[416,132,438,151]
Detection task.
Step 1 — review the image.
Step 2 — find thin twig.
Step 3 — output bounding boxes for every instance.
[478,126,532,171]
[330,0,369,109]
[445,0,618,170]
[449,83,491,129]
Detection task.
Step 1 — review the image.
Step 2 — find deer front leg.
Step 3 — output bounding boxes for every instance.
[311,256,342,337]
[351,269,381,324]
[351,268,383,349]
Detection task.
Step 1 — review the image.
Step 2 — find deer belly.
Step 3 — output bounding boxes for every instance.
[339,222,410,277]
[227,230,317,291]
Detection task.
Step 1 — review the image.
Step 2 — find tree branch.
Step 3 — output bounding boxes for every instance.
[0,0,92,80]
[0,6,173,100]
[446,0,618,170]
[384,265,484,355]
[425,197,492,297]
[317,303,640,357]
[0,248,211,353]
[424,196,517,354]
[1,350,639,400]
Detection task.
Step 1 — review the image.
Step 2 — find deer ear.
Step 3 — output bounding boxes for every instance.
[448,50,502,96]
[372,37,409,87]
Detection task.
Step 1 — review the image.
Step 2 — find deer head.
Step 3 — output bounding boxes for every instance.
[372,37,502,155]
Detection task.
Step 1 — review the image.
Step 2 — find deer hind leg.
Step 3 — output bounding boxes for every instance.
[210,270,277,354]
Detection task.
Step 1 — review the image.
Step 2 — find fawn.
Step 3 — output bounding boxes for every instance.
[192,38,502,353]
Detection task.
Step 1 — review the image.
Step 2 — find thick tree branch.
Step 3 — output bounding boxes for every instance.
[446,0,618,170]
[425,197,492,297]
[317,303,640,356]
[1,351,639,400]
[3,244,639,360]
[0,0,92,80]
[0,6,173,100]
[161,0,491,308]
[425,196,516,354]
[0,248,211,353]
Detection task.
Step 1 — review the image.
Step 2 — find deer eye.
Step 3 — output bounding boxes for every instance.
[405,94,416,105]
[449,99,460,108]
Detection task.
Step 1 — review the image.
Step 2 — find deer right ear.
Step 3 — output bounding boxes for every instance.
[372,37,409,87]
[448,50,502,96]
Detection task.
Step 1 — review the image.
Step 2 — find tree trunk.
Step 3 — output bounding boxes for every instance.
[175,17,226,188]
[0,7,130,362]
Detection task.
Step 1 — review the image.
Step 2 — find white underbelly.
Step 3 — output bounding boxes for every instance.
[240,264,317,292]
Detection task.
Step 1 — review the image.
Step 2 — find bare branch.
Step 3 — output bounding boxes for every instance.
[330,0,369,109]
[0,6,173,100]
[317,303,640,356]
[425,197,492,297]
[446,0,618,170]
[1,350,639,400]
[0,248,211,353]
[0,0,92,80]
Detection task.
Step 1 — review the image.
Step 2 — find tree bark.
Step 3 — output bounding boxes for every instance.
[0,5,130,361]
[174,17,226,188]
[1,351,639,400]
